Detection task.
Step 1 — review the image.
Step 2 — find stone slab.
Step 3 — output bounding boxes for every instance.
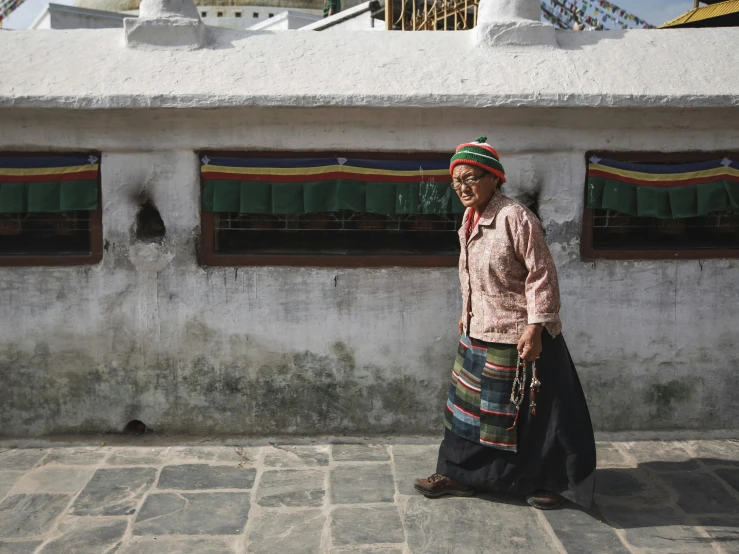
[623,441,699,471]
[263,446,329,468]
[659,471,738,515]
[714,468,739,493]
[600,504,715,552]
[332,445,390,462]
[158,465,256,490]
[0,471,23,501]
[134,492,250,535]
[332,505,404,546]
[0,494,70,539]
[699,516,739,554]
[543,505,630,554]
[596,442,633,468]
[594,468,670,505]
[71,467,157,516]
[389,444,439,496]
[404,495,557,553]
[0,450,45,471]
[10,468,93,494]
[0,541,43,553]
[166,447,258,465]
[330,464,395,504]
[38,518,127,554]
[40,448,107,466]
[120,536,239,553]
[246,509,325,554]
[106,448,170,466]
[256,470,325,508]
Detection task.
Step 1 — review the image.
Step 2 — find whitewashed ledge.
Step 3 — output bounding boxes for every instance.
[0,25,737,110]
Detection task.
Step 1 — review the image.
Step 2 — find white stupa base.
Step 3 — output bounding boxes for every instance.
[475,19,557,47]
[124,16,206,50]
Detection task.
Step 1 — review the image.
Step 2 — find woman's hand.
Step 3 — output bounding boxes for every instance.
[458,315,465,336]
[517,324,543,362]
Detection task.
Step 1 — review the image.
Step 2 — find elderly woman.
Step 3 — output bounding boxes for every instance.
[415,138,596,509]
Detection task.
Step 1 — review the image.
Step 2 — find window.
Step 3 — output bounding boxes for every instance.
[217,11,223,17]
[268,13,274,17]
[581,152,739,260]
[201,11,207,17]
[199,152,462,267]
[253,12,259,17]
[235,11,242,17]
[0,153,102,266]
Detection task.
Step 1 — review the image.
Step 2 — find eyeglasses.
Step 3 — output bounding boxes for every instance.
[451,173,488,190]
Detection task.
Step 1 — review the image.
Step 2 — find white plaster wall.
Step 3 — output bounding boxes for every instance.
[0,106,737,436]
[318,11,377,30]
[300,2,379,31]
[200,6,320,28]
[49,9,126,28]
[247,11,321,30]
[30,10,52,29]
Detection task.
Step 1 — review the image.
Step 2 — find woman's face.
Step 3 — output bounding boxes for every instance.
[452,164,499,210]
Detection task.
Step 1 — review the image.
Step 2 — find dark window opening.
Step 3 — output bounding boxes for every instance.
[201,11,207,16]
[0,211,92,256]
[199,151,460,267]
[582,151,739,260]
[268,13,274,17]
[235,11,242,17]
[213,212,462,256]
[0,151,103,266]
[592,210,739,251]
[253,12,259,17]
[217,11,223,17]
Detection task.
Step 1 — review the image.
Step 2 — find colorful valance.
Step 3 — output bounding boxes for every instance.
[201,156,463,215]
[0,155,100,213]
[587,156,739,219]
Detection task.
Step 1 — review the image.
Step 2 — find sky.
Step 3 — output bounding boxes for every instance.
[616,0,694,26]
[3,0,698,30]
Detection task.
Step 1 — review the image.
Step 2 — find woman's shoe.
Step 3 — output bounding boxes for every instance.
[525,490,565,510]
[414,473,475,498]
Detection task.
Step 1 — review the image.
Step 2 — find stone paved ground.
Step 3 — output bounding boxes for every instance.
[0,439,737,553]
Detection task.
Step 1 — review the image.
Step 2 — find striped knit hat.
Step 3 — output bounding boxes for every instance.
[450,137,506,183]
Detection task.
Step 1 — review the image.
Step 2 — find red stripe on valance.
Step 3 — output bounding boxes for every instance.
[201,171,451,183]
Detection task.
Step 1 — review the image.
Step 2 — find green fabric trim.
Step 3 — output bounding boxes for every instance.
[0,180,98,213]
[203,179,464,215]
[587,178,739,219]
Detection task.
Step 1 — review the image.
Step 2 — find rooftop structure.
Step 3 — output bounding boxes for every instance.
[661,0,739,28]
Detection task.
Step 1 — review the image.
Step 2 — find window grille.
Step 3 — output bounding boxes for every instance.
[0,153,102,266]
[199,152,461,267]
[212,211,462,256]
[0,211,93,256]
[582,152,739,260]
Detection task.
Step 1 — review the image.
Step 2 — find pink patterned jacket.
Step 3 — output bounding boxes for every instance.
[459,190,562,344]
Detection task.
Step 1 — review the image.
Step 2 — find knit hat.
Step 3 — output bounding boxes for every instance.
[449,137,506,183]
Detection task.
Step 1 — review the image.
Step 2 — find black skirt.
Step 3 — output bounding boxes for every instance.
[436,331,596,508]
